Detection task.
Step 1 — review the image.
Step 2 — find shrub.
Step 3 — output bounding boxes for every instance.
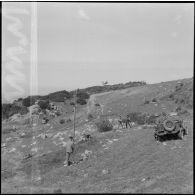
[55,111,61,116]
[2,127,17,134]
[18,106,28,115]
[127,112,147,125]
[151,98,157,102]
[95,103,100,107]
[175,83,183,91]
[87,113,94,121]
[48,90,71,102]
[176,106,188,115]
[146,114,157,124]
[22,96,37,107]
[76,91,90,100]
[38,100,50,110]
[77,98,87,105]
[178,109,188,115]
[144,100,150,104]
[66,118,72,123]
[59,119,65,124]
[169,94,174,99]
[2,104,28,119]
[95,118,113,132]
[175,106,182,112]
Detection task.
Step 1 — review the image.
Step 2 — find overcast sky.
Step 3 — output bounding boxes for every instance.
[2,2,194,102]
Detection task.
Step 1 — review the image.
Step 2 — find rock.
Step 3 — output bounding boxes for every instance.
[112,139,118,141]
[2,143,6,147]
[131,122,136,126]
[102,169,109,174]
[31,147,38,153]
[141,178,146,181]
[9,148,16,153]
[169,112,178,116]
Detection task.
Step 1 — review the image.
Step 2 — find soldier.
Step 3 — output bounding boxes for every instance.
[125,115,132,128]
[118,115,123,129]
[64,135,75,166]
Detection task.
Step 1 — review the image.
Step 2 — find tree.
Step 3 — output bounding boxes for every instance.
[22,96,36,107]
[38,100,50,110]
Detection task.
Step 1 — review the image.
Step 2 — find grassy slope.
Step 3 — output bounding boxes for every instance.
[1,78,193,193]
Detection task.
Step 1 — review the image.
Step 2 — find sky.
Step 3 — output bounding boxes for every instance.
[2,2,194,102]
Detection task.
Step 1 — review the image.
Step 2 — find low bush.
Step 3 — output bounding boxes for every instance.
[144,100,150,104]
[151,98,157,102]
[175,83,183,91]
[95,118,113,132]
[95,103,100,107]
[38,100,50,110]
[87,113,94,121]
[127,112,147,125]
[55,111,61,116]
[76,91,90,100]
[19,106,28,115]
[77,98,87,105]
[2,104,28,119]
[176,106,188,115]
[175,106,182,112]
[48,90,71,102]
[146,114,157,124]
[59,119,65,124]
[178,109,188,115]
[66,118,72,123]
[169,94,174,99]
[2,127,17,134]
[70,102,75,106]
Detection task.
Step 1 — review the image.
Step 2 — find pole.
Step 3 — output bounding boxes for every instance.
[73,89,77,138]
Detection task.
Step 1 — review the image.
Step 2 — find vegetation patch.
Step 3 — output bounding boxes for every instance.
[59,119,65,124]
[151,98,157,103]
[76,98,87,105]
[127,112,147,125]
[95,118,113,132]
[38,100,50,110]
[2,127,17,134]
[2,104,28,119]
[144,100,150,104]
[87,113,94,121]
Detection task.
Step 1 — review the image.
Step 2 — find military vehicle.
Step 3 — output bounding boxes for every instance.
[154,113,187,141]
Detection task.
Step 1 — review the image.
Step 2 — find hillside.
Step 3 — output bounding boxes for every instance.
[1,78,193,193]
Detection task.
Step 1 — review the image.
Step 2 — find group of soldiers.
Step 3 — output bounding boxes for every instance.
[118,115,132,129]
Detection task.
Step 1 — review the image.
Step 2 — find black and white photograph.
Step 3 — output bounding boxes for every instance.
[1,1,194,194]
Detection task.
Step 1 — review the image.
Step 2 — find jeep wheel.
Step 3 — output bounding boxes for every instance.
[163,119,175,132]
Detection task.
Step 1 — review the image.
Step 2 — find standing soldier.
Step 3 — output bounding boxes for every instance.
[64,135,75,166]
[125,115,132,128]
[118,115,123,129]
